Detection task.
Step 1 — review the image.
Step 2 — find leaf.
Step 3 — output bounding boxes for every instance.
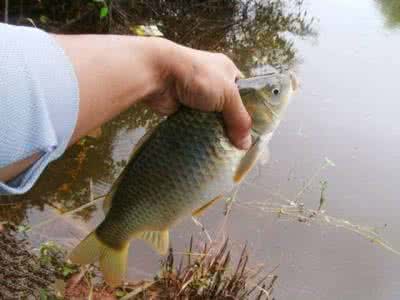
[39,289,48,300]
[130,25,146,36]
[115,289,126,297]
[100,6,109,18]
[130,25,163,37]
[17,224,31,233]
[39,15,49,24]
[62,265,76,277]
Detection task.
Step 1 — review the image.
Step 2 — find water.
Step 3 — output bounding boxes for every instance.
[1,0,400,298]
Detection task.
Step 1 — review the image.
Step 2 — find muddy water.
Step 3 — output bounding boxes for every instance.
[1,0,400,299]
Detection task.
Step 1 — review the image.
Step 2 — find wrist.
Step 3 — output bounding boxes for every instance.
[145,37,176,88]
[149,38,193,89]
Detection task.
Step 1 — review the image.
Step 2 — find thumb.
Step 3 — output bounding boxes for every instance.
[222,86,252,150]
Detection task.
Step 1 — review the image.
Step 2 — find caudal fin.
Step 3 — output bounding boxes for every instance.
[69,231,129,287]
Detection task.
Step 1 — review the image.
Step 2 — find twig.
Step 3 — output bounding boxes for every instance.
[294,157,334,202]
[4,0,9,23]
[120,281,155,300]
[29,194,106,232]
[192,216,212,243]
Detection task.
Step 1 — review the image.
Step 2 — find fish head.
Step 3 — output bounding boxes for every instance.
[238,71,298,136]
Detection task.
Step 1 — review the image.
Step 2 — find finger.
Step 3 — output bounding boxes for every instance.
[234,69,245,85]
[236,69,245,80]
[146,97,180,116]
[222,85,252,150]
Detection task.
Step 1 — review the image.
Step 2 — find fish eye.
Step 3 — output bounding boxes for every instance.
[272,88,280,96]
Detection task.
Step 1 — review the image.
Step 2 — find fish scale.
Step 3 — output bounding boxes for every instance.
[97,108,243,246]
[69,72,296,287]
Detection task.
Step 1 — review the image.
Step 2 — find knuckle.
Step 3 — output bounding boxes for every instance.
[224,85,236,102]
[217,53,233,65]
[193,76,209,93]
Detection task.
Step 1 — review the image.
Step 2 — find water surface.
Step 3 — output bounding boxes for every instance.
[1,0,400,299]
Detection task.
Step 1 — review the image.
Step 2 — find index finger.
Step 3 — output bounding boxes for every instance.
[222,84,252,150]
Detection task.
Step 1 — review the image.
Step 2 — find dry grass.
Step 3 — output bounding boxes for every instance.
[116,238,276,300]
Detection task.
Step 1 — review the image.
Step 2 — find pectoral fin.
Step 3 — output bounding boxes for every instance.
[192,195,224,217]
[138,230,169,255]
[234,138,263,182]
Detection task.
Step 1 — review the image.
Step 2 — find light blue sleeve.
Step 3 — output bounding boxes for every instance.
[0,23,79,195]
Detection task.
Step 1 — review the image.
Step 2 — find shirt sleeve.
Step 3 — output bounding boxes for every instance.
[0,23,79,195]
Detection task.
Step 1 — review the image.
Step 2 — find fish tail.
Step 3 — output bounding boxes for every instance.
[69,231,129,287]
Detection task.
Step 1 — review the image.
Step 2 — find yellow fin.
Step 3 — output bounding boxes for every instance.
[234,138,263,182]
[192,195,224,217]
[69,231,129,287]
[138,230,169,255]
[100,243,129,287]
[69,231,103,265]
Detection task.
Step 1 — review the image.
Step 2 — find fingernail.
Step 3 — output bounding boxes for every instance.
[238,135,252,150]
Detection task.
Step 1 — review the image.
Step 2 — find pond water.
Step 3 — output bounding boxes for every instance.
[1,0,400,299]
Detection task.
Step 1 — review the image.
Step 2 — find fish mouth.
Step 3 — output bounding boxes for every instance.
[236,72,278,90]
[237,71,299,92]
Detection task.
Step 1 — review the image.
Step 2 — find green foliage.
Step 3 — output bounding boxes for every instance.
[16,223,31,233]
[93,0,109,19]
[100,6,109,18]
[39,241,79,279]
[39,288,48,300]
[376,0,400,28]
[115,289,127,297]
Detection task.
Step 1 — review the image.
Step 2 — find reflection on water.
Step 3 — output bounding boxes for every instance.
[6,1,400,299]
[128,0,316,71]
[376,0,400,28]
[0,0,314,225]
[0,104,160,224]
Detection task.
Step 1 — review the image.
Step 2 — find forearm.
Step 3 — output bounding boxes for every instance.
[53,34,173,144]
[0,34,175,183]
[0,29,248,189]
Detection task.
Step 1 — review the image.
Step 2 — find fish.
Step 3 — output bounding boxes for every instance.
[69,71,298,287]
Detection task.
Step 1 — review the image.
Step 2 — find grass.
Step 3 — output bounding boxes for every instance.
[237,158,400,256]
[117,238,276,299]
[16,156,398,299]
[0,224,60,299]
[30,157,400,258]
[2,221,277,299]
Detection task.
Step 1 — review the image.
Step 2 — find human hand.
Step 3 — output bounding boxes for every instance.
[145,42,252,150]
